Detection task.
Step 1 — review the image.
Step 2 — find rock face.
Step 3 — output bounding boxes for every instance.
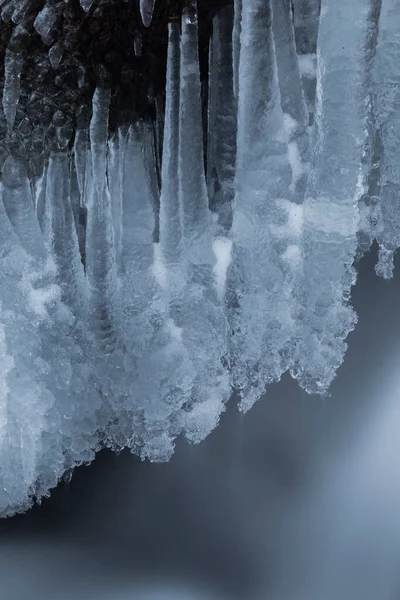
[0,0,230,173]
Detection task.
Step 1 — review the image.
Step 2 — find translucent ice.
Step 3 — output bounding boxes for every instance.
[0,0,400,516]
[228,0,293,410]
[2,49,23,132]
[289,0,374,393]
[373,0,400,278]
[140,0,156,27]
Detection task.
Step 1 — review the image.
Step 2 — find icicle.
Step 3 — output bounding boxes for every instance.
[121,122,155,274]
[1,156,47,261]
[90,89,110,205]
[140,0,156,27]
[272,0,309,202]
[159,22,183,272]
[229,0,293,410]
[154,94,164,190]
[232,0,242,99]
[293,0,321,125]
[179,0,214,265]
[290,0,375,393]
[1,0,14,22]
[73,128,88,208]
[373,0,400,278]
[85,88,118,353]
[43,152,87,313]
[207,5,236,228]
[2,49,23,133]
[355,0,382,258]
[72,129,89,263]
[34,163,48,227]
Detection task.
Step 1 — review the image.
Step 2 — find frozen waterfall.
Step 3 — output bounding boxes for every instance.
[0,0,399,516]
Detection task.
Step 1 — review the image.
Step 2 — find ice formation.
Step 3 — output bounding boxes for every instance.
[0,0,399,515]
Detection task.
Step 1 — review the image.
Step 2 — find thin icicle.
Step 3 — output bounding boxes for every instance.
[2,156,48,261]
[107,128,126,273]
[73,130,88,205]
[11,0,31,24]
[2,49,23,133]
[159,22,183,272]
[232,0,242,99]
[207,5,236,228]
[272,0,309,202]
[179,0,214,265]
[356,0,383,257]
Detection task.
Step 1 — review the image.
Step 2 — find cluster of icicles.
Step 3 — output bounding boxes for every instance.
[0,0,399,516]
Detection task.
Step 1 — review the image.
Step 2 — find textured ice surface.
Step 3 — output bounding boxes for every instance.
[140,0,156,27]
[228,0,294,410]
[0,0,399,515]
[373,0,400,277]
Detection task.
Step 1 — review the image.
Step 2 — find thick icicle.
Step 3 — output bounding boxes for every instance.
[207,5,236,228]
[272,0,309,202]
[140,0,156,27]
[229,0,293,410]
[2,156,48,261]
[85,88,118,353]
[290,0,374,393]
[373,0,400,278]
[120,122,155,276]
[179,0,214,266]
[2,49,23,132]
[159,22,183,273]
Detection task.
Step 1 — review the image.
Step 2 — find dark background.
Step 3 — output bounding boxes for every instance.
[1,243,400,600]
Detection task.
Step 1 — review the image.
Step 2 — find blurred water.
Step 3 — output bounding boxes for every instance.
[1,245,400,599]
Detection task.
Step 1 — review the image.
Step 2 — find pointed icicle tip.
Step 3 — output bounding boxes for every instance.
[140,0,156,27]
[80,0,95,12]
[182,0,198,25]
